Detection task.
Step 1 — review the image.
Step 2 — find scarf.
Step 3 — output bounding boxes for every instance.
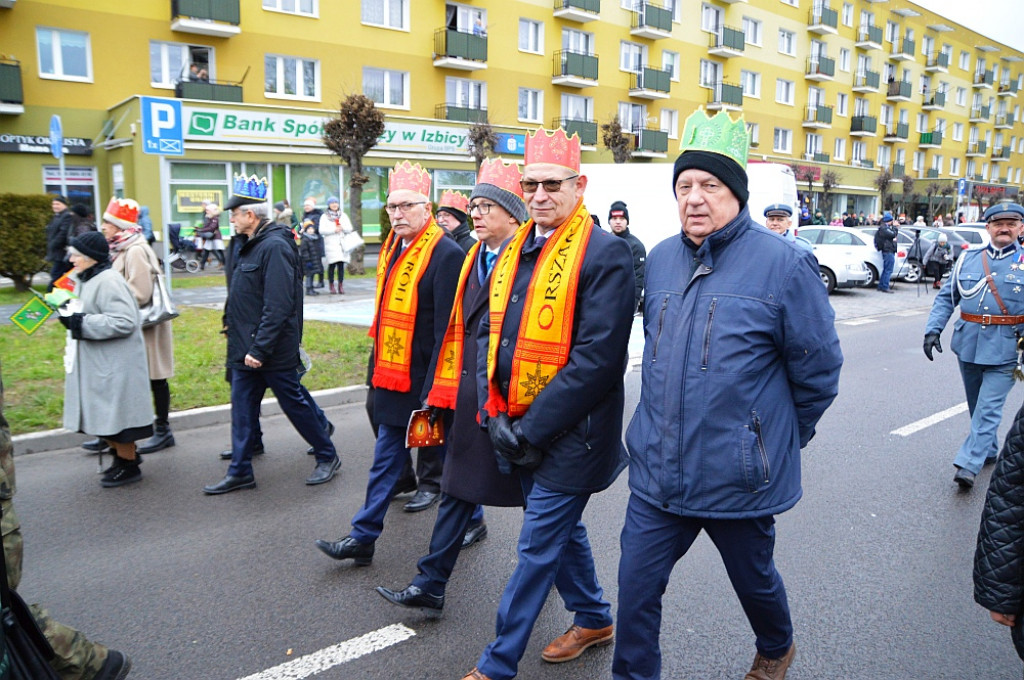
[106,227,142,262]
[324,206,342,223]
[484,199,593,418]
[426,240,483,408]
[369,219,447,392]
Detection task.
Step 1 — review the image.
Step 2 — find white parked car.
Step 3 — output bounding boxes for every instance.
[794,227,872,293]
[952,223,990,250]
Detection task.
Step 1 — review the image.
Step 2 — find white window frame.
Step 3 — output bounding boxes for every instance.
[836,92,848,117]
[775,78,794,105]
[265,53,320,101]
[701,3,723,33]
[361,0,408,31]
[562,29,595,56]
[561,93,594,122]
[959,50,970,71]
[780,0,798,6]
[956,87,967,107]
[953,122,963,142]
[518,19,543,54]
[805,132,823,156]
[773,127,792,154]
[839,48,851,73]
[36,27,92,82]
[778,29,796,57]
[661,109,679,139]
[747,122,760,147]
[740,70,761,98]
[916,112,928,133]
[885,21,899,45]
[950,157,961,176]
[842,3,853,27]
[446,76,486,109]
[262,0,318,17]
[913,151,924,172]
[701,60,722,89]
[149,40,211,89]
[362,67,409,109]
[662,50,680,81]
[618,102,647,132]
[852,141,867,163]
[517,88,543,124]
[741,17,762,46]
[876,144,891,169]
[620,41,646,73]
[834,137,846,161]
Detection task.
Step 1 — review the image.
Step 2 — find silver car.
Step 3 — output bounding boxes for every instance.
[796,227,873,293]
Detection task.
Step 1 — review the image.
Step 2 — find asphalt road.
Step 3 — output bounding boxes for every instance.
[11,290,1024,679]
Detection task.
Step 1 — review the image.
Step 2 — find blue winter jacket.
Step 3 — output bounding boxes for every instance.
[625,208,843,519]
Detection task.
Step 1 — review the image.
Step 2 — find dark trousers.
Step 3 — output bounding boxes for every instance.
[227,368,336,478]
[150,378,170,426]
[327,262,345,286]
[612,494,792,680]
[412,494,477,596]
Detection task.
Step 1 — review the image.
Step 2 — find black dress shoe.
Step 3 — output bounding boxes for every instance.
[461,522,488,549]
[220,443,266,460]
[315,536,374,565]
[375,584,444,615]
[137,425,175,454]
[307,421,336,455]
[306,456,341,485]
[203,474,256,495]
[391,475,418,499]
[954,466,976,489]
[82,437,110,453]
[403,490,440,513]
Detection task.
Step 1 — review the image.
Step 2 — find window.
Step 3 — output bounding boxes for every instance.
[853,97,869,117]
[932,155,943,173]
[36,27,91,81]
[265,54,319,100]
[773,128,792,153]
[916,113,927,132]
[880,104,893,125]
[661,109,679,138]
[921,35,934,58]
[836,92,848,116]
[953,122,963,142]
[362,0,406,29]
[852,141,866,162]
[562,29,594,55]
[950,157,961,176]
[701,3,723,33]
[618,102,647,132]
[885,21,899,44]
[834,137,846,161]
[263,0,317,17]
[780,0,797,6]
[839,48,850,73]
[959,50,970,70]
[149,41,211,88]
[620,41,646,72]
[808,86,825,107]
[896,148,906,168]
[519,19,543,54]
[775,78,794,105]
[913,151,924,171]
[701,60,722,88]
[956,87,967,107]
[447,76,485,109]
[747,122,759,147]
[778,29,795,56]
[518,88,543,123]
[445,3,486,35]
[740,70,761,98]
[842,3,853,27]
[363,67,408,108]
[669,0,681,22]
[967,159,976,176]
[805,133,823,155]
[561,93,593,122]
[662,50,680,81]
[876,145,890,168]
[742,17,762,46]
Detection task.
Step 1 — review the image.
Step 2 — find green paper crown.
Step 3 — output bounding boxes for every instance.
[679,107,749,169]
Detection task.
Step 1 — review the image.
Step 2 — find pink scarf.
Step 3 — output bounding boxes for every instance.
[106,226,143,261]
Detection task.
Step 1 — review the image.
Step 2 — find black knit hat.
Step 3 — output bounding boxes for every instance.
[609,200,629,224]
[69,231,110,262]
[436,205,468,223]
[672,150,750,207]
[51,194,69,207]
[71,203,90,219]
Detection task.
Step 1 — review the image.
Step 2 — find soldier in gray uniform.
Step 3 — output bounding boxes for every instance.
[924,202,1024,489]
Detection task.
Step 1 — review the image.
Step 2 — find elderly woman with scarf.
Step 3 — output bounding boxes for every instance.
[197,202,226,270]
[58,231,153,487]
[101,197,176,455]
[318,196,353,294]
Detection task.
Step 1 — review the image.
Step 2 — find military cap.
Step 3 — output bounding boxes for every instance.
[763,203,793,218]
[983,203,1024,222]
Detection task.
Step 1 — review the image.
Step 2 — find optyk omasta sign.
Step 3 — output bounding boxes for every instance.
[0,134,92,156]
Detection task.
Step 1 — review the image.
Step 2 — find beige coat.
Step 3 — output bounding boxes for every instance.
[113,238,175,380]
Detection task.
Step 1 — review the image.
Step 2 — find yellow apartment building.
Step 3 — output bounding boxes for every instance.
[0,0,1021,237]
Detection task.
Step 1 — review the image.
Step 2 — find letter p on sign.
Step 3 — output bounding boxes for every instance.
[141,96,184,156]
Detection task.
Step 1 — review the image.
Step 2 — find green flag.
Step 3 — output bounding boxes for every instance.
[9,297,54,335]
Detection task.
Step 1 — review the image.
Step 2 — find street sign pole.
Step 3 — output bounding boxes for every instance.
[49,114,66,198]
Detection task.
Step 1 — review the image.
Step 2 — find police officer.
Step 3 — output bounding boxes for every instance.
[924,202,1024,489]
[763,204,813,253]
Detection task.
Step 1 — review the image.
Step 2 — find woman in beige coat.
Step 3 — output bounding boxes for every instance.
[100,197,176,454]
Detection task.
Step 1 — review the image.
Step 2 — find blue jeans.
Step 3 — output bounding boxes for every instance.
[955,360,1017,474]
[613,494,792,680]
[878,251,895,291]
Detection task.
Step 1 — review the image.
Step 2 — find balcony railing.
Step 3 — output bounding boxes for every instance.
[891,37,915,60]
[707,81,743,109]
[884,122,909,140]
[919,130,943,146]
[806,56,835,79]
[804,151,830,163]
[630,1,672,38]
[972,174,985,181]
[851,158,874,168]
[634,127,669,154]
[708,26,745,56]
[967,141,988,156]
[995,113,1015,128]
[887,80,912,99]
[892,164,905,177]
[922,91,945,109]
[172,0,239,25]
[553,117,598,146]
[433,28,487,65]
[808,4,838,33]
[970,105,991,121]
[174,79,242,102]
[926,168,939,179]
[552,49,598,84]
[435,102,487,123]
[998,81,1020,96]
[0,59,24,106]
[629,66,671,96]
[804,104,833,125]
[853,70,880,91]
[992,146,1011,159]
[856,24,883,48]
[553,0,600,22]
[925,52,949,71]
[851,115,877,135]
[974,70,994,87]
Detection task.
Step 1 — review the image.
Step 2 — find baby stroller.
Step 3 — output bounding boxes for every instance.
[168,223,201,273]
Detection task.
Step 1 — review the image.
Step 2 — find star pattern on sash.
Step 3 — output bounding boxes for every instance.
[519,361,550,398]
[383,331,404,362]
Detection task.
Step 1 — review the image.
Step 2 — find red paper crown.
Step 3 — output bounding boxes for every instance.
[388,161,432,196]
[438,190,469,214]
[525,127,580,172]
[102,196,140,230]
[477,158,524,199]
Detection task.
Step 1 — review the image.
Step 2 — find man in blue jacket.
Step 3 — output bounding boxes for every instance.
[612,108,843,680]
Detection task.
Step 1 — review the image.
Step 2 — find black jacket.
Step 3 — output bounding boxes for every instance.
[447,220,476,253]
[45,209,76,263]
[615,227,646,309]
[224,220,303,372]
[874,223,899,253]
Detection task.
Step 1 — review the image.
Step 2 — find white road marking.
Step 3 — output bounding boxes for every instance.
[891,402,969,437]
[236,624,416,680]
[893,309,926,317]
[841,319,878,326]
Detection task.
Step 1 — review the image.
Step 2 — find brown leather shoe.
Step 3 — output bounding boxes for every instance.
[459,668,492,680]
[744,643,796,680]
[540,623,614,663]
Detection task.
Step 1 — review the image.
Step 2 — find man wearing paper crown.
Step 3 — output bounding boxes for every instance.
[375,157,528,616]
[315,161,464,565]
[456,128,635,680]
[612,109,842,680]
[435,189,476,252]
[204,175,341,495]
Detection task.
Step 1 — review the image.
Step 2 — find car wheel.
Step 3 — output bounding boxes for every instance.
[863,264,878,288]
[903,260,922,283]
[819,266,836,294]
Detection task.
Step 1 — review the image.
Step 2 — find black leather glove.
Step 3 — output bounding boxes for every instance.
[489,412,521,461]
[923,332,942,361]
[426,406,452,428]
[58,312,84,339]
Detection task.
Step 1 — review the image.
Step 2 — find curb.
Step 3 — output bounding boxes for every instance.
[12,384,368,456]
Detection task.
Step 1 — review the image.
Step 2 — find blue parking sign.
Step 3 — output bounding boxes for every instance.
[141,97,184,156]
[958,177,967,196]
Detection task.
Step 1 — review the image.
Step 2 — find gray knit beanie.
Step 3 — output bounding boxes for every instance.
[470,182,527,225]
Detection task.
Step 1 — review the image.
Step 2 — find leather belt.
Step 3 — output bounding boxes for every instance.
[961,312,1024,325]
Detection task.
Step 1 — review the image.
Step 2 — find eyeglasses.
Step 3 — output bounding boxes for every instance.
[385,201,427,214]
[468,201,496,215]
[520,175,578,194]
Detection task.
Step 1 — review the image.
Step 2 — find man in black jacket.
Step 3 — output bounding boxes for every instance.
[203,178,340,495]
[608,200,646,311]
[874,211,899,293]
[45,194,76,290]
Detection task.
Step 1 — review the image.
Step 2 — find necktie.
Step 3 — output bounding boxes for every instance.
[534,235,547,250]
[484,251,497,276]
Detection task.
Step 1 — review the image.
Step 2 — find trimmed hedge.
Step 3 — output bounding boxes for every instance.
[0,194,49,291]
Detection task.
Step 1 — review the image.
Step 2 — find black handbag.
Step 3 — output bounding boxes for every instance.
[0,507,60,680]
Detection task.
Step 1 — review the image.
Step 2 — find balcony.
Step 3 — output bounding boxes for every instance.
[433,28,487,70]
[919,130,943,148]
[995,113,1015,129]
[553,117,598,147]
[972,174,985,181]
[890,37,915,62]
[706,81,743,112]
[633,127,669,158]
[967,141,988,156]
[992,145,1011,160]
[170,0,240,37]
[926,168,939,179]
[629,66,670,99]
[886,80,912,101]
[0,59,24,115]
[852,70,880,93]
[708,26,745,58]
[973,70,994,89]
[805,56,835,81]
[804,151,830,163]
[630,2,672,40]
[969,105,991,123]
[925,52,949,73]
[892,163,905,176]
[174,79,242,102]
[855,24,883,50]
[553,0,600,23]
[998,81,1020,97]
[434,103,487,124]
[884,122,909,142]
[802,104,833,129]
[851,115,878,136]
[922,91,945,111]
[552,50,598,87]
[851,159,874,169]
[807,4,838,35]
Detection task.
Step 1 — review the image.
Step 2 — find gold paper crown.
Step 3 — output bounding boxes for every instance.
[388,161,432,196]
[438,190,469,214]
[525,127,580,172]
[477,157,524,199]
[678,107,749,169]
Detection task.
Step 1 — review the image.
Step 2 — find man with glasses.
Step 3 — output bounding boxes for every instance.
[458,128,635,680]
[315,161,464,565]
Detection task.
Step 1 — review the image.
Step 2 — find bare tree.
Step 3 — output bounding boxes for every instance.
[873,167,894,212]
[467,121,498,172]
[900,174,915,217]
[601,116,633,164]
[925,181,943,219]
[322,93,385,275]
[821,170,842,217]
[939,185,955,216]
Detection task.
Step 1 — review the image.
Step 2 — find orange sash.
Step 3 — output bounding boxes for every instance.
[426,240,483,409]
[484,200,593,417]
[368,219,446,392]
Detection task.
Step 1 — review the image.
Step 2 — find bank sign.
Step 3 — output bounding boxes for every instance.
[182,105,475,156]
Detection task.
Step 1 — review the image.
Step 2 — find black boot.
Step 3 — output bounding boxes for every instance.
[137,422,175,454]
[101,456,141,488]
